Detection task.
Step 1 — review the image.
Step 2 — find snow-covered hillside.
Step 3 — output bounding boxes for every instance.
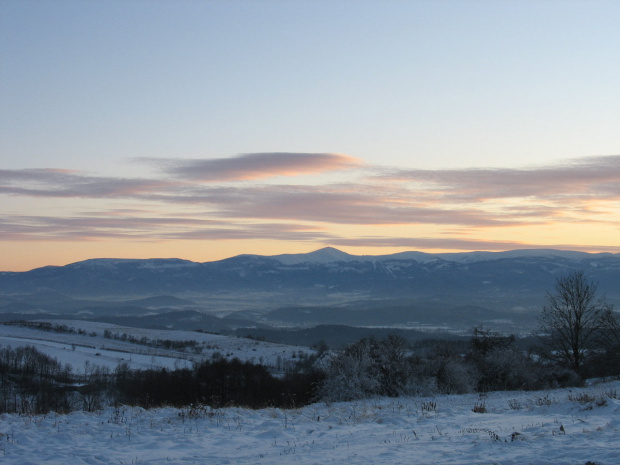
[0,320,315,373]
[1,380,618,464]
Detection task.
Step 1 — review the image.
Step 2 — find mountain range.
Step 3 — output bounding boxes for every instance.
[1,247,618,334]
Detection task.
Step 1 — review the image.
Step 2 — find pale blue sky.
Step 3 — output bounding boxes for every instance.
[2,0,619,174]
[1,1,619,270]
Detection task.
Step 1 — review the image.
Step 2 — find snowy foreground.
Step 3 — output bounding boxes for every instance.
[2,381,619,465]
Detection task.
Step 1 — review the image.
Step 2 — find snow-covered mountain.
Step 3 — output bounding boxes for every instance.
[269,247,612,265]
[1,248,619,327]
[269,246,355,264]
[1,247,619,298]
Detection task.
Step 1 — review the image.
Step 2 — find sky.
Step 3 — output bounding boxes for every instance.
[1,0,619,271]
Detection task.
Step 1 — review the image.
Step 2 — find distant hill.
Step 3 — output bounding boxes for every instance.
[1,247,618,298]
[1,248,619,331]
[125,295,197,308]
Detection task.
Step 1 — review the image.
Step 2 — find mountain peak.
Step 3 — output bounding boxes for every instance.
[270,247,353,265]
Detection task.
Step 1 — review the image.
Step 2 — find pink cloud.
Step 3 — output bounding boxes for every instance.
[1,155,618,244]
[157,152,363,181]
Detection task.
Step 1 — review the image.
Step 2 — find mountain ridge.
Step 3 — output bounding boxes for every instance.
[265,247,617,265]
[1,248,619,315]
[11,246,615,272]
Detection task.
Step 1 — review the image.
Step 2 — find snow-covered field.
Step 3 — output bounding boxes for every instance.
[1,320,619,464]
[1,381,619,464]
[0,320,315,373]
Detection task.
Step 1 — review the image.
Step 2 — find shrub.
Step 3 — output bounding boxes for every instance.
[317,335,418,402]
[472,402,487,413]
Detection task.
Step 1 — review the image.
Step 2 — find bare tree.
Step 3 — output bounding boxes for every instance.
[600,304,620,349]
[538,270,613,375]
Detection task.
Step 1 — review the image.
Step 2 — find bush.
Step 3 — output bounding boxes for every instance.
[467,328,545,392]
[317,335,418,402]
[424,344,476,394]
[114,358,324,409]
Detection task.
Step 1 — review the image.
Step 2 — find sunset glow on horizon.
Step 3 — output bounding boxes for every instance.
[1,1,619,272]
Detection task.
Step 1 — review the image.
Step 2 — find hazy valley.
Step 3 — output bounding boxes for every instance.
[1,247,619,342]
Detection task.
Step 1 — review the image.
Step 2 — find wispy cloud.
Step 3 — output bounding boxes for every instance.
[145,152,363,181]
[2,212,616,255]
[328,236,532,250]
[381,155,620,202]
[203,185,527,226]
[0,214,213,241]
[328,236,620,254]
[0,169,172,198]
[0,213,331,243]
[2,154,619,253]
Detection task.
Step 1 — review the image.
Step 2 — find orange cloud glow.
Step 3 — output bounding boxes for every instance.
[1,154,619,271]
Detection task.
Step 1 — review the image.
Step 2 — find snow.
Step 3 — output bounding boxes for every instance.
[1,381,619,464]
[2,320,619,464]
[0,335,193,371]
[0,320,315,372]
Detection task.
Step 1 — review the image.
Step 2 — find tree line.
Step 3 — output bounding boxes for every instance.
[319,271,620,402]
[0,347,324,415]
